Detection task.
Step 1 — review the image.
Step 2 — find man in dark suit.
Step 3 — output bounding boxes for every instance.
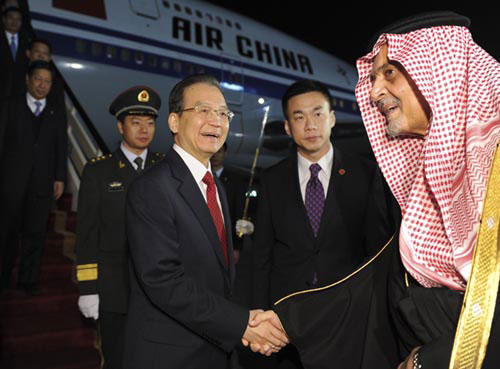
[75,86,165,369]
[124,74,289,369]
[252,79,392,368]
[26,39,66,109]
[0,60,67,295]
[0,6,30,99]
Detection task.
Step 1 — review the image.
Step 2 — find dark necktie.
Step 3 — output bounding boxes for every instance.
[202,171,228,266]
[305,163,325,238]
[34,101,42,117]
[134,156,143,174]
[10,35,16,60]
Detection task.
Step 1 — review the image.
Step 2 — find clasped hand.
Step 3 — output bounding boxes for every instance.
[242,309,289,356]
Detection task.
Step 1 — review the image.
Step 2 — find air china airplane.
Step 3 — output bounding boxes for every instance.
[28,0,364,169]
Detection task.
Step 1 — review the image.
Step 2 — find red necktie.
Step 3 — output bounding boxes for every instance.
[202,171,228,266]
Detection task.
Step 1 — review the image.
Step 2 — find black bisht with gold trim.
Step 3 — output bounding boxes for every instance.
[273,230,400,369]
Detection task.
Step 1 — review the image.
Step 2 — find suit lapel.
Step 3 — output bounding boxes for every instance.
[215,174,235,283]
[115,148,139,179]
[35,103,55,145]
[316,148,347,244]
[167,149,230,277]
[289,155,316,243]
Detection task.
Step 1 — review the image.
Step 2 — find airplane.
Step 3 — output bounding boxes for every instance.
[27,0,366,175]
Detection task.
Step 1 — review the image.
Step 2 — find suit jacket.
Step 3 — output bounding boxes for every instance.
[0,31,30,100]
[252,147,392,309]
[124,148,248,369]
[0,94,67,197]
[75,148,165,313]
[218,167,247,250]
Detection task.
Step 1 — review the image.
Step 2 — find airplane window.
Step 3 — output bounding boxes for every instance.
[206,13,213,22]
[186,63,194,75]
[226,19,232,27]
[121,49,130,62]
[235,22,241,30]
[195,10,202,18]
[173,3,181,12]
[135,52,144,65]
[162,0,170,8]
[185,7,192,15]
[331,98,337,107]
[75,39,86,54]
[148,55,157,67]
[106,45,116,59]
[339,100,345,108]
[161,58,170,70]
[197,65,205,74]
[91,42,102,57]
[216,16,222,24]
[174,61,182,73]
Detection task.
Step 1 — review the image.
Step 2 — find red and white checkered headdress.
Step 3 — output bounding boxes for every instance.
[356,25,500,290]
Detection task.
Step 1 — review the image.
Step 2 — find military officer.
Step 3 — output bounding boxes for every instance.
[75,86,164,369]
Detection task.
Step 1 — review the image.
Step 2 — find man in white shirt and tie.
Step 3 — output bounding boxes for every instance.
[251,79,392,369]
[0,60,67,295]
[1,6,29,99]
[75,86,166,369]
[123,74,289,369]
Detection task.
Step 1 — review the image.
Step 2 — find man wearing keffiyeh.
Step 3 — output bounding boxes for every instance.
[262,11,500,369]
[355,11,500,369]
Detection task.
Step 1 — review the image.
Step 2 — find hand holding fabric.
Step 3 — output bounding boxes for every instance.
[78,294,99,320]
[54,181,64,200]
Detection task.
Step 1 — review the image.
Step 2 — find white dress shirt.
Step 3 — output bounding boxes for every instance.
[120,142,148,171]
[5,31,17,48]
[297,143,334,202]
[173,144,225,224]
[26,92,47,115]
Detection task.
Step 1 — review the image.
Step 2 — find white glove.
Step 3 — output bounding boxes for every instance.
[78,294,99,320]
[236,219,254,235]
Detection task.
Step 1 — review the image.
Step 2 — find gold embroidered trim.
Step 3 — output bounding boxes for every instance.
[449,143,500,369]
[77,267,98,281]
[274,234,395,305]
[76,263,98,270]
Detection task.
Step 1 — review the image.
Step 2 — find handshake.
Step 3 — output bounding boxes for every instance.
[242,309,289,356]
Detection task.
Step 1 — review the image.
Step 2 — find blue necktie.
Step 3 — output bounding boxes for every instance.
[34,101,42,116]
[9,35,17,61]
[305,163,325,238]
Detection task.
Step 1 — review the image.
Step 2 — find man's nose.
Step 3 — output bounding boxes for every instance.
[370,78,387,103]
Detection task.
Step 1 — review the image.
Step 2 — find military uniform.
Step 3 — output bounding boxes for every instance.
[75,86,162,369]
[76,150,164,310]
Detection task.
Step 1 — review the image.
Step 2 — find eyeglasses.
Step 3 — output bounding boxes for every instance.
[180,104,235,123]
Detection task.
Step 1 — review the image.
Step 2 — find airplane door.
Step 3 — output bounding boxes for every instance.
[129,0,159,19]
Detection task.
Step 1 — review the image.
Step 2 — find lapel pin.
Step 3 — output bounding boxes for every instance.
[339,169,346,175]
[119,161,125,169]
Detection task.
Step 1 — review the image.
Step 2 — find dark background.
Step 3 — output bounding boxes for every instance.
[206,3,499,66]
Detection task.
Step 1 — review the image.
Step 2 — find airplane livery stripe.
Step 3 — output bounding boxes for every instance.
[30,11,357,98]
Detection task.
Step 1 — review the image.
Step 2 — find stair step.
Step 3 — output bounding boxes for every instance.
[0,291,79,316]
[1,311,97,354]
[0,347,100,369]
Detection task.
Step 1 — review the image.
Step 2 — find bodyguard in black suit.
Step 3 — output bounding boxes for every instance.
[124,74,288,369]
[0,6,30,99]
[252,80,391,368]
[0,60,67,295]
[75,86,163,369]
